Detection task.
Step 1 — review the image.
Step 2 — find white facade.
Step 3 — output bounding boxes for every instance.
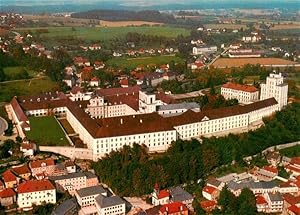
[193,46,217,55]
[260,73,288,109]
[221,85,259,104]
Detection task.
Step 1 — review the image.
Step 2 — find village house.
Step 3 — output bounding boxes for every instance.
[255,166,278,181]
[89,44,101,51]
[29,158,56,179]
[11,164,31,180]
[200,200,217,212]
[95,194,126,215]
[75,185,107,208]
[152,184,170,206]
[159,202,189,215]
[0,188,16,207]
[94,61,105,70]
[20,142,35,157]
[169,186,194,210]
[17,180,56,210]
[49,171,98,195]
[73,57,90,67]
[202,186,220,201]
[90,77,100,87]
[2,170,19,189]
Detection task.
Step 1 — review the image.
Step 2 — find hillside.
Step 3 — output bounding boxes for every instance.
[71,10,176,24]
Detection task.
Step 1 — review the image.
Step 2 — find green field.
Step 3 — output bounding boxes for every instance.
[107,55,184,69]
[280,144,300,157]
[26,116,69,146]
[16,26,190,41]
[0,77,60,102]
[3,66,36,78]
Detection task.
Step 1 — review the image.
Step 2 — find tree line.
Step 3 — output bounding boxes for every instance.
[93,102,300,197]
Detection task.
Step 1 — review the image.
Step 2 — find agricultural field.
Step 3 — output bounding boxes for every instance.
[0,77,60,102]
[204,23,247,30]
[99,20,163,27]
[3,66,37,79]
[107,55,184,69]
[16,26,190,42]
[212,57,299,68]
[26,116,69,146]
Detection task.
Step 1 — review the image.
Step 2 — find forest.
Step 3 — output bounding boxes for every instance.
[93,102,300,197]
[71,10,177,24]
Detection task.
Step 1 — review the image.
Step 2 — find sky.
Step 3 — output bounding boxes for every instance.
[2,0,298,6]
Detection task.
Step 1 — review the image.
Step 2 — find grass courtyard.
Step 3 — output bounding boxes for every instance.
[16,26,190,41]
[26,116,69,146]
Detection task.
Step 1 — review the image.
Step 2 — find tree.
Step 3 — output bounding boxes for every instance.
[218,186,238,214]
[0,67,6,82]
[237,188,256,215]
[192,199,206,215]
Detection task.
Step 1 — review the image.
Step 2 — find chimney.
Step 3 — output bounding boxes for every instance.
[180,205,183,211]
[166,207,168,212]
[120,118,123,124]
[133,115,135,118]
[140,119,143,123]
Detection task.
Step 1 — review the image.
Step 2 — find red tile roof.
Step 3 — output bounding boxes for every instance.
[263,166,278,174]
[159,202,188,214]
[286,164,300,174]
[71,86,83,94]
[200,200,217,209]
[0,188,16,198]
[291,157,300,165]
[30,158,55,169]
[288,205,300,215]
[18,180,55,193]
[120,79,129,86]
[12,165,31,176]
[256,195,267,205]
[21,143,34,150]
[222,82,258,93]
[157,189,170,199]
[104,94,139,111]
[96,85,140,97]
[2,170,17,183]
[10,97,28,122]
[283,193,300,205]
[73,56,89,64]
[203,186,217,195]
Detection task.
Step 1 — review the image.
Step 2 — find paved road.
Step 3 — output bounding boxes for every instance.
[0,117,8,135]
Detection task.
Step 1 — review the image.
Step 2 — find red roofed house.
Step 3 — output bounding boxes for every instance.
[256,166,278,181]
[152,184,170,206]
[17,180,56,209]
[202,186,219,201]
[29,159,56,179]
[285,157,300,177]
[159,202,188,215]
[221,82,259,104]
[20,143,35,157]
[200,200,217,212]
[12,165,31,180]
[90,77,99,87]
[73,57,90,67]
[120,78,129,88]
[190,61,205,70]
[0,188,16,207]
[283,193,300,214]
[94,61,105,70]
[256,195,269,213]
[2,170,19,188]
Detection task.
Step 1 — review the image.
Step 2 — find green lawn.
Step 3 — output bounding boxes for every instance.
[0,77,60,102]
[16,26,190,41]
[107,55,184,69]
[3,66,36,78]
[26,116,69,146]
[280,144,300,157]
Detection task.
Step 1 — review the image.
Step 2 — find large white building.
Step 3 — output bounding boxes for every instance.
[260,73,288,109]
[8,81,283,161]
[17,180,56,210]
[192,46,217,55]
[221,82,259,104]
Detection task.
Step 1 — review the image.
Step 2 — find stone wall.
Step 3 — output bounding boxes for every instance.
[39,146,94,160]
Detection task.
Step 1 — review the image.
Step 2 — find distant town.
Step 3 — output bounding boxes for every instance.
[0,5,299,215]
